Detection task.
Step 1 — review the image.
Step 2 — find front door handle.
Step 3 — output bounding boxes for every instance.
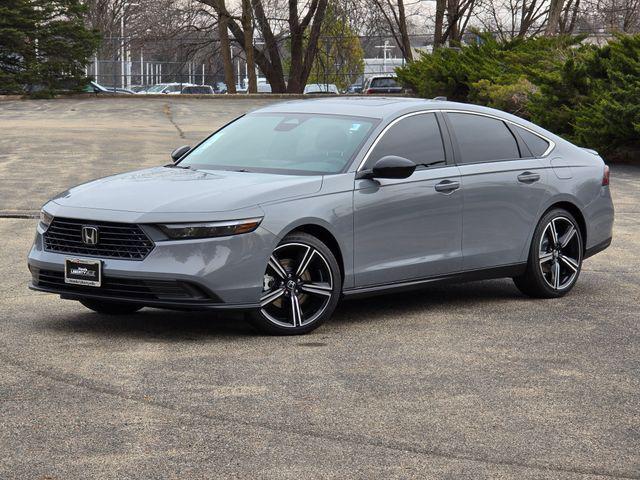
[517,171,541,183]
[434,179,460,193]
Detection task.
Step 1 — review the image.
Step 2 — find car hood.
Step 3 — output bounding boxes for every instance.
[52,166,323,214]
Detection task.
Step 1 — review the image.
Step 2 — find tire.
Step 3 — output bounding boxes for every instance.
[513,208,583,298]
[79,299,143,315]
[248,232,342,335]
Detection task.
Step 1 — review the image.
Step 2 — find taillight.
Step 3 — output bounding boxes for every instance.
[365,89,373,94]
[602,165,610,186]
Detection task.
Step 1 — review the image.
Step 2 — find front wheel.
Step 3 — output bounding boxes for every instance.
[248,232,342,335]
[513,208,583,298]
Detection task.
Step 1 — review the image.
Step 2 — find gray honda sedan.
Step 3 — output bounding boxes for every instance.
[28,98,614,334]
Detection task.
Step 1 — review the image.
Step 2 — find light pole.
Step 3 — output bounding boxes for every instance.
[120,2,138,89]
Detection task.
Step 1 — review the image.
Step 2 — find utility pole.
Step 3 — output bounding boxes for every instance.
[120,15,125,88]
[375,40,393,72]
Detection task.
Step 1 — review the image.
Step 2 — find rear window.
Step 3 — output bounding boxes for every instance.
[448,113,520,164]
[371,78,400,88]
[514,125,550,157]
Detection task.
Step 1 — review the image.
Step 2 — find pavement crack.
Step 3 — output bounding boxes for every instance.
[1,349,638,480]
[163,102,185,139]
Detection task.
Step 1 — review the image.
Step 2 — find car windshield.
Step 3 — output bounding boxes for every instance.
[180,113,377,175]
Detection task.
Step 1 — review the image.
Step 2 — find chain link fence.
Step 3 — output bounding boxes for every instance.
[87,30,616,92]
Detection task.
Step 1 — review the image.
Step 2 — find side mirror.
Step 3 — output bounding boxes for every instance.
[171,145,191,163]
[357,155,416,180]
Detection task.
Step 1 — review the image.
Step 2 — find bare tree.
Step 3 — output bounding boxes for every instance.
[476,0,549,39]
[370,0,414,60]
[241,0,257,92]
[200,0,330,92]
[216,0,237,92]
[584,0,640,32]
[434,0,446,47]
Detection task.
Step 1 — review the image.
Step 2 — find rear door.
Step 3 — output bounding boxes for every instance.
[443,111,549,271]
[353,112,463,286]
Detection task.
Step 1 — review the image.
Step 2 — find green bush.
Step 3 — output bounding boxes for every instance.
[397,33,640,160]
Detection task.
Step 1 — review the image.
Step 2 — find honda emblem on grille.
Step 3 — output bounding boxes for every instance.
[81,226,99,246]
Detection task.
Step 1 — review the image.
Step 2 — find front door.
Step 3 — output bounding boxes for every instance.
[353,112,463,286]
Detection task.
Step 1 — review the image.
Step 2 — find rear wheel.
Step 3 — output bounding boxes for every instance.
[79,299,143,315]
[513,208,583,298]
[249,232,341,335]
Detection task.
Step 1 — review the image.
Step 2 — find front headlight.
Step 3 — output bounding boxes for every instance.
[39,208,53,230]
[157,217,263,240]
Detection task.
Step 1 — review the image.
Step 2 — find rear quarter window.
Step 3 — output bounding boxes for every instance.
[514,125,551,157]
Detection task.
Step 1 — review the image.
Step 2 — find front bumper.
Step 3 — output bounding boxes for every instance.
[28,223,277,310]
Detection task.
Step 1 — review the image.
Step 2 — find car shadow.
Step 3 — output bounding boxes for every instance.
[43,279,524,339]
[44,309,256,340]
[333,278,523,324]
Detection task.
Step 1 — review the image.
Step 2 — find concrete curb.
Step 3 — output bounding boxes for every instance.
[0,212,39,219]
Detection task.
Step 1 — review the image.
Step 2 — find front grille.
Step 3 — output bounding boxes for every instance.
[44,217,154,260]
[33,269,215,302]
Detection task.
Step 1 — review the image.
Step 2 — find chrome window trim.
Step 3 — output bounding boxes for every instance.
[355,108,556,172]
[442,109,556,158]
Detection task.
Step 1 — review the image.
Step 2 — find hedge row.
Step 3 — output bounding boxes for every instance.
[396,34,640,161]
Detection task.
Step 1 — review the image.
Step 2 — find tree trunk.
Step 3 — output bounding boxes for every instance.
[545,0,564,35]
[434,0,446,48]
[218,7,236,93]
[286,0,329,93]
[446,0,460,44]
[241,0,257,92]
[397,0,413,61]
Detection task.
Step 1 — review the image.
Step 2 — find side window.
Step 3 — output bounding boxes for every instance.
[448,113,520,164]
[365,113,445,169]
[514,125,550,157]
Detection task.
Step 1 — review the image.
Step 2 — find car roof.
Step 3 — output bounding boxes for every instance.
[252,97,504,120]
[250,97,566,146]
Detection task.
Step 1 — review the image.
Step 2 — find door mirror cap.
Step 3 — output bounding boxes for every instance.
[171,145,191,163]
[357,155,416,180]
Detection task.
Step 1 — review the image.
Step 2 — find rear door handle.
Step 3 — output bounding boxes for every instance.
[434,179,460,193]
[517,171,540,183]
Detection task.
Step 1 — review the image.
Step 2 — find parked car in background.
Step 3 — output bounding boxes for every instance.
[84,81,134,95]
[129,85,148,93]
[140,83,196,94]
[345,83,363,94]
[181,85,214,94]
[256,83,272,93]
[29,98,614,335]
[214,82,227,94]
[304,83,340,94]
[362,75,403,94]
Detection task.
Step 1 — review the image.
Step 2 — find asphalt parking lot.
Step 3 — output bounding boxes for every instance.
[0,98,639,479]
